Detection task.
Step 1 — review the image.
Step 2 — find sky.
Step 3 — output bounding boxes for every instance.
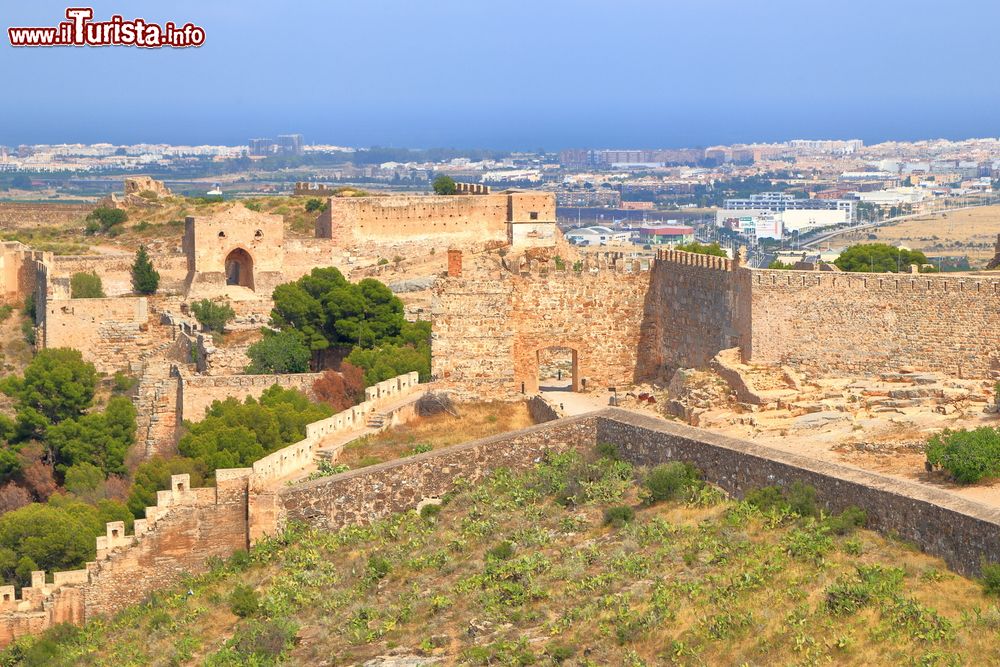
[1,0,999,149]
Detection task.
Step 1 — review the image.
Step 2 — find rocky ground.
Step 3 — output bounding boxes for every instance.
[615,355,1000,506]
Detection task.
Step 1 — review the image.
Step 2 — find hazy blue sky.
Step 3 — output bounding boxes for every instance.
[1,0,997,148]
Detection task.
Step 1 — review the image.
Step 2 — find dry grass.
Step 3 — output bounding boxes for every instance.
[338,402,535,468]
[836,205,1000,266]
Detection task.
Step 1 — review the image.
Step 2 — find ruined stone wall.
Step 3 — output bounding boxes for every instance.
[0,242,44,303]
[746,269,1000,376]
[0,202,93,229]
[50,254,187,297]
[179,372,323,423]
[432,263,649,398]
[270,415,597,533]
[41,297,154,373]
[597,409,1000,577]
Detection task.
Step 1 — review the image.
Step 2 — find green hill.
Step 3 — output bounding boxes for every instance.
[4,446,998,666]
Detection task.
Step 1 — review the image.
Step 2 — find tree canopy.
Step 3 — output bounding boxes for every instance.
[675,241,728,257]
[191,299,235,333]
[178,386,331,477]
[270,268,406,352]
[1,348,97,428]
[245,330,312,374]
[432,175,457,195]
[833,243,930,273]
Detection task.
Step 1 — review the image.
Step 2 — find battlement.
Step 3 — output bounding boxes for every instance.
[503,251,652,276]
[655,248,737,272]
[454,182,491,195]
[751,267,1000,293]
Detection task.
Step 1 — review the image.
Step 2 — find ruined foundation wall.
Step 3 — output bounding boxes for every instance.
[0,202,93,229]
[747,269,1000,376]
[50,254,188,297]
[41,297,153,373]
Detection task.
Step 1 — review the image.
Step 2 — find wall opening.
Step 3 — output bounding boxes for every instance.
[225,248,254,290]
[537,346,578,393]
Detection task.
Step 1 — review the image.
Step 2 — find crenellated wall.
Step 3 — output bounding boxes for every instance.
[746,268,1000,376]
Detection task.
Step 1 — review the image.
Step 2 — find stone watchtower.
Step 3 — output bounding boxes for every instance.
[182,203,285,299]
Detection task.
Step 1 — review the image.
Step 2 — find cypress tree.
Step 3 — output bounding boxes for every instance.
[131,245,160,295]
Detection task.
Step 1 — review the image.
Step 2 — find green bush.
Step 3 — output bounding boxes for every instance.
[130,246,160,295]
[926,427,1000,484]
[84,207,127,234]
[595,442,620,460]
[486,540,515,561]
[786,481,819,517]
[191,299,235,333]
[826,506,867,535]
[643,462,701,504]
[70,271,105,299]
[981,562,1000,596]
[365,554,391,584]
[419,503,442,520]
[432,174,457,195]
[228,584,260,617]
[304,198,326,213]
[245,330,311,374]
[603,505,636,528]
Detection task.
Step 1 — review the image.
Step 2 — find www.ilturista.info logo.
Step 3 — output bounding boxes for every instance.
[8,8,205,48]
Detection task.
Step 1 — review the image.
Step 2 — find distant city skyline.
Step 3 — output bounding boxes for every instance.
[3,0,999,149]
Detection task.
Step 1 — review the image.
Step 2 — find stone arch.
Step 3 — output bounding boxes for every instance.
[225,247,254,290]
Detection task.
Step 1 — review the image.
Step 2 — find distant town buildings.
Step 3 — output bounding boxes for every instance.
[248,134,304,157]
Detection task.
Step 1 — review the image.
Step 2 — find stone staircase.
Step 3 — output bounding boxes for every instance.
[366,411,387,429]
[133,359,179,459]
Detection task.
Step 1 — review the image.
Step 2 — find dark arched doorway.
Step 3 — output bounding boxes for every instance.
[225,248,254,290]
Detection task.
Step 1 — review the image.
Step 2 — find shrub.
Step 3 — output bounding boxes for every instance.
[311,364,365,411]
[926,427,1000,484]
[229,584,260,617]
[786,481,819,517]
[595,441,620,460]
[84,207,127,234]
[826,506,867,535]
[304,198,326,213]
[432,174,457,195]
[113,371,137,393]
[419,503,442,520]
[191,299,235,333]
[365,554,391,584]
[982,562,1000,596]
[643,462,701,504]
[70,271,105,299]
[486,540,515,561]
[603,505,635,528]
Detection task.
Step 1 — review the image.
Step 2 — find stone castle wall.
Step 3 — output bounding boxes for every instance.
[432,258,651,398]
[0,202,93,229]
[315,192,556,246]
[49,254,188,297]
[746,268,1000,376]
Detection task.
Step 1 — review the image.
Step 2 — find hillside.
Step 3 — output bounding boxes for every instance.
[3,446,998,666]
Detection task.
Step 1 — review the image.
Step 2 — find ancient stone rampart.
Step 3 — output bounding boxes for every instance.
[316,191,555,246]
[0,202,93,229]
[433,258,651,397]
[0,242,44,304]
[746,268,1000,376]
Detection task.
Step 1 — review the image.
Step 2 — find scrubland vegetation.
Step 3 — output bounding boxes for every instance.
[6,445,1000,666]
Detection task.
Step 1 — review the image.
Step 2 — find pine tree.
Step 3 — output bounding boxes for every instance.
[131,246,160,295]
